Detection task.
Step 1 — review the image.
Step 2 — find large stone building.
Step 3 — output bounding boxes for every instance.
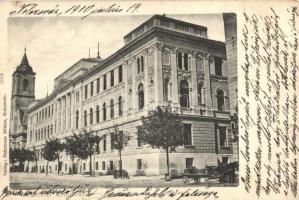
[11,15,235,175]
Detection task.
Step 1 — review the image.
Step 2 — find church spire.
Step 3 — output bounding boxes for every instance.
[14,46,35,75]
[20,46,29,65]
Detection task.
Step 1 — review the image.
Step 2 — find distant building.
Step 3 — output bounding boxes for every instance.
[223,13,238,162]
[11,15,236,175]
[223,13,237,113]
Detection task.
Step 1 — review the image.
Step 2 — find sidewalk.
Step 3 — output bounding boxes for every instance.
[10,172,182,189]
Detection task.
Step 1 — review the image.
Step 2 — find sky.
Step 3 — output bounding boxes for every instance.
[7,14,225,99]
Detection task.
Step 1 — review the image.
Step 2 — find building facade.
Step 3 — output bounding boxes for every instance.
[18,15,234,175]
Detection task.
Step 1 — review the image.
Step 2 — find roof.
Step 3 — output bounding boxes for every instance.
[54,57,103,82]
[14,52,35,76]
[124,14,208,39]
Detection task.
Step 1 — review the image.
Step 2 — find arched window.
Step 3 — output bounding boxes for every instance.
[217,90,225,111]
[138,83,144,110]
[103,103,107,121]
[75,111,79,129]
[110,99,114,119]
[118,96,123,116]
[90,108,93,125]
[84,110,87,126]
[179,80,189,108]
[96,106,100,123]
[23,79,29,91]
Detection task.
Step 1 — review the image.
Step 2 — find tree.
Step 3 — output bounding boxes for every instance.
[111,124,131,178]
[9,148,18,170]
[32,147,38,174]
[138,106,184,176]
[65,134,81,175]
[9,148,28,172]
[24,149,36,173]
[43,139,65,175]
[72,129,101,176]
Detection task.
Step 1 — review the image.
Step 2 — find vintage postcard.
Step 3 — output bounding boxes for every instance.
[0,0,298,200]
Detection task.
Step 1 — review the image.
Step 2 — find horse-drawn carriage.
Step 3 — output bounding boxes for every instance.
[113,169,130,179]
[182,162,238,184]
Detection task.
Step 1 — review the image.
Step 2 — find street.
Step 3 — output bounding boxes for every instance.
[10,172,237,190]
[10,172,186,189]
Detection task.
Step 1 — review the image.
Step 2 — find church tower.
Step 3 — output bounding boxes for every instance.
[9,48,36,149]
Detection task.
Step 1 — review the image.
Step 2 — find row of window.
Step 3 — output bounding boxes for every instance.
[32,155,230,174]
[32,124,228,165]
[176,52,224,77]
[78,96,124,128]
[35,104,54,123]
[177,79,225,111]
[84,65,123,99]
[30,124,54,142]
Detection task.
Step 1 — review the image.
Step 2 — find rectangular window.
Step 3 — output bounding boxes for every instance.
[102,161,106,170]
[75,91,80,102]
[183,124,192,145]
[137,159,142,170]
[65,164,67,171]
[103,74,107,90]
[186,158,193,169]
[110,132,114,150]
[84,85,88,99]
[184,53,188,70]
[83,163,86,170]
[109,161,113,170]
[103,134,106,151]
[137,58,140,74]
[141,56,144,72]
[222,157,229,164]
[215,57,223,76]
[118,65,123,83]
[95,162,99,170]
[163,78,169,101]
[219,127,227,147]
[90,82,94,96]
[177,52,182,69]
[110,70,114,87]
[96,78,100,93]
[137,130,142,147]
